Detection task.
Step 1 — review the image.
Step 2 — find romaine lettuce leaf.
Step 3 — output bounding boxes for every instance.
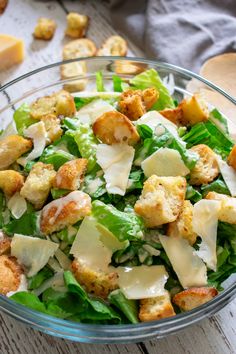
[3,207,39,236]
[73,124,99,172]
[130,69,175,110]
[40,145,75,170]
[28,266,54,290]
[92,200,144,242]
[96,71,105,92]
[135,124,198,170]
[201,178,230,197]
[13,103,36,135]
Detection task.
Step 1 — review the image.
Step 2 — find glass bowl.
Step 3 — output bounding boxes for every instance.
[0,57,236,343]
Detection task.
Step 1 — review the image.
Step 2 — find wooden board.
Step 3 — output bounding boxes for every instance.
[0,1,235,353]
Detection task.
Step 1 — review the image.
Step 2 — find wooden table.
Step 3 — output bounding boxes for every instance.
[0,1,235,353]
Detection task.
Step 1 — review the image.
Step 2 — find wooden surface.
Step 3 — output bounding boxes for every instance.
[0,1,235,353]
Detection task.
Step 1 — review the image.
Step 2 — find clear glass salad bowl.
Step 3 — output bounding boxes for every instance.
[0,57,236,343]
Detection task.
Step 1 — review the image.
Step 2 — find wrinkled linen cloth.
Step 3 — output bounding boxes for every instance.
[110,0,236,72]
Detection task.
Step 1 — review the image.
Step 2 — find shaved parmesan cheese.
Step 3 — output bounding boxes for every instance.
[7,192,27,219]
[117,265,168,299]
[70,217,112,272]
[76,99,115,124]
[72,91,121,98]
[141,147,190,177]
[33,272,65,296]
[11,234,58,277]
[96,143,134,196]
[159,235,207,288]
[217,156,236,196]
[18,121,46,166]
[55,249,71,270]
[136,111,180,138]
[193,199,221,271]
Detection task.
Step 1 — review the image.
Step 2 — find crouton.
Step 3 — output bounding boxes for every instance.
[65,12,89,38]
[20,162,56,210]
[205,191,236,224]
[53,159,88,191]
[41,114,63,144]
[62,39,97,60]
[179,94,209,126]
[0,135,32,170]
[0,255,23,295]
[189,144,219,185]
[71,259,118,299]
[0,170,24,196]
[139,291,176,322]
[134,175,186,227]
[159,106,183,125]
[0,232,11,255]
[228,145,236,171]
[167,200,197,245]
[40,190,91,234]
[97,35,127,56]
[30,90,76,119]
[93,111,140,145]
[60,61,87,93]
[33,18,56,40]
[115,60,147,75]
[173,287,218,311]
[119,88,158,120]
[0,0,8,14]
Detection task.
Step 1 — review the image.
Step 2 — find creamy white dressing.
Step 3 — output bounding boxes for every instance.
[193,199,221,271]
[86,177,104,195]
[141,147,190,177]
[116,265,168,299]
[42,191,91,225]
[96,143,134,196]
[159,235,208,288]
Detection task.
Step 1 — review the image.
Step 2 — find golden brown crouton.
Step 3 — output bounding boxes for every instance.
[205,191,236,224]
[30,90,76,119]
[97,35,127,56]
[33,18,56,40]
[62,39,97,60]
[179,94,209,126]
[71,259,118,299]
[40,190,91,235]
[167,200,197,245]
[0,170,24,196]
[65,12,89,38]
[93,111,140,145]
[189,144,219,185]
[41,114,63,145]
[228,145,236,171]
[173,287,218,311]
[0,0,8,14]
[0,135,32,170]
[115,60,147,75]
[139,291,176,322]
[53,159,87,191]
[60,62,87,93]
[134,175,186,227]
[119,88,158,120]
[20,162,56,210]
[159,106,183,125]
[0,232,11,255]
[0,255,23,295]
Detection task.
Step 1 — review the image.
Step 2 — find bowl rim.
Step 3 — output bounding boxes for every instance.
[0,56,236,342]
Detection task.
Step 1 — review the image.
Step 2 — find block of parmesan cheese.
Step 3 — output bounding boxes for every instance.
[0,34,24,71]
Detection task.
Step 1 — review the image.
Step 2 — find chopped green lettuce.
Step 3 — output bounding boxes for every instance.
[51,188,69,199]
[73,124,99,172]
[96,71,105,92]
[40,145,75,170]
[28,266,54,290]
[201,178,230,197]
[74,96,94,110]
[3,206,39,236]
[13,103,36,135]
[112,75,123,92]
[210,108,229,134]
[92,200,144,242]
[130,69,175,110]
[108,289,139,324]
[186,185,202,203]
